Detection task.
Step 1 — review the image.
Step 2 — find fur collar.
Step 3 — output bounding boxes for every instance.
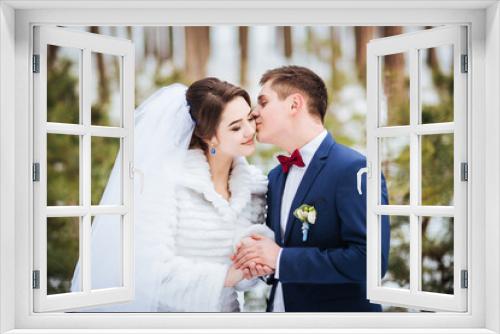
[179,149,268,222]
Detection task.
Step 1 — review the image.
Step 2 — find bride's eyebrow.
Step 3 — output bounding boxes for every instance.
[228,110,253,127]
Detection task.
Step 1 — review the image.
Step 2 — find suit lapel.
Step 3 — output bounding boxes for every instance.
[272,170,287,245]
[283,134,335,245]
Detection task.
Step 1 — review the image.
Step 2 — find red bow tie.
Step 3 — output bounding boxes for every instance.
[277,149,305,173]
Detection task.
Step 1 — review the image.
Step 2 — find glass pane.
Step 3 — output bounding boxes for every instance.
[379,136,410,205]
[421,216,454,294]
[91,52,122,127]
[47,217,80,294]
[379,52,410,127]
[47,134,80,206]
[381,215,410,290]
[91,137,121,205]
[47,45,81,124]
[91,215,123,289]
[420,45,454,124]
[421,134,454,206]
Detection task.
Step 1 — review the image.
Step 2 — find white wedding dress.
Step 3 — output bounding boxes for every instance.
[70,84,273,312]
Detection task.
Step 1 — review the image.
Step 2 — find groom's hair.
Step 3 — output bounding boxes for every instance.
[259,65,328,123]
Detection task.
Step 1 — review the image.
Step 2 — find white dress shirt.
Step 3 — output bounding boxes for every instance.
[272,129,328,312]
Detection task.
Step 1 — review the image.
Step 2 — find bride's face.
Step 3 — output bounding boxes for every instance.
[211,96,256,158]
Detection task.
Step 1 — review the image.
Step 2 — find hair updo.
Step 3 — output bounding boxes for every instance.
[186,77,251,152]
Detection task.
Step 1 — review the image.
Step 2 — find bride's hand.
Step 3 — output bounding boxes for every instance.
[224,265,244,287]
[241,263,274,280]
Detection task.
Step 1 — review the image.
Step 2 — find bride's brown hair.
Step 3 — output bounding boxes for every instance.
[186,77,251,152]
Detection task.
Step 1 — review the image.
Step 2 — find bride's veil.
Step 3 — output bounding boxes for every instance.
[70,83,195,311]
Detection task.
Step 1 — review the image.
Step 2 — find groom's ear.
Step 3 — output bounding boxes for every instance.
[288,92,306,116]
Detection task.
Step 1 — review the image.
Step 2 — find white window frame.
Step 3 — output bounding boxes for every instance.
[0,1,499,333]
[32,26,135,312]
[366,25,468,312]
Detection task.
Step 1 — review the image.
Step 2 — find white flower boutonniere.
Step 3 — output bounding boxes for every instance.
[293,204,317,242]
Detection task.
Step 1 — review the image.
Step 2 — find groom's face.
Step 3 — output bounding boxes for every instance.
[252,81,290,145]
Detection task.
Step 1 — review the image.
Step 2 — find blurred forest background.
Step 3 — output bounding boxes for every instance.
[46,26,454,312]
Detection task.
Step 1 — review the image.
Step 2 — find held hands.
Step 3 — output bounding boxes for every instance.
[230,234,280,280]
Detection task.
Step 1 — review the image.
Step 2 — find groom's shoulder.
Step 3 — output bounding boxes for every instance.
[328,142,366,171]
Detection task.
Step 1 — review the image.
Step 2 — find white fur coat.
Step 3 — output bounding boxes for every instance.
[155,149,272,312]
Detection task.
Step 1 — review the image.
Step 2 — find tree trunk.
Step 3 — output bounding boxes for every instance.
[425,27,442,76]
[157,27,171,63]
[329,27,342,94]
[354,26,375,85]
[168,26,174,60]
[305,27,314,53]
[239,26,249,86]
[109,27,121,83]
[89,26,110,105]
[126,26,133,40]
[381,26,406,125]
[283,26,293,59]
[184,27,210,82]
[47,45,59,71]
[381,27,404,70]
[144,27,157,58]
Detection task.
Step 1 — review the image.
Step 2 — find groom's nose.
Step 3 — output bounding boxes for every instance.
[251,106,260,118]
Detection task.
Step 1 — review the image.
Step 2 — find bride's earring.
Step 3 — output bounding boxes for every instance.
[210,145,216,156]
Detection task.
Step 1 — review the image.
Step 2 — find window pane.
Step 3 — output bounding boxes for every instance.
[47,217,80,294]
[47,45,81,124]
[420,45,454,124]
[91,52,122,127]
[421,134,454,206]
[47,134,80,206]
[91,215,123,289]
[379,52,410,127]
[421,216,454,294]
[91,137,121,205]
[381,215,410,290]
[380,137,410,205]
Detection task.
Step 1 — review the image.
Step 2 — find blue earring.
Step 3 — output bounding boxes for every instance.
[210,146,216,156]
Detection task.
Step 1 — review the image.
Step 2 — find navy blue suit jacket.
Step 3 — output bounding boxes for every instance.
[265,133,390,312]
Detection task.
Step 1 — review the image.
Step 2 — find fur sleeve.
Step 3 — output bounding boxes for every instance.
[232,164,274,248]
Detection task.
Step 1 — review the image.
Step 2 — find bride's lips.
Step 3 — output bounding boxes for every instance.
[242,138,254,145]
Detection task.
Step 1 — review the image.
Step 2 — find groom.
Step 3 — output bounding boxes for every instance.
[232,65,390,312]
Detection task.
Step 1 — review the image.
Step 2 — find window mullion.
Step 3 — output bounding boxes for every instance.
[453,25,469,310]
[374,205,454,216]
[365,45,381,292]
[409,48,421,294]
[46,122,127,138]
[122,51,134,292]
[81,47,92,294]
[36,35,49,305]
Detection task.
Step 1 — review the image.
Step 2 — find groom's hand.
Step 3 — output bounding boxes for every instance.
[232,234,281,271]
[231,237,275,279]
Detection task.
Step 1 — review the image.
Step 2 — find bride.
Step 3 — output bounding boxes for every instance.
[70,78,274,312]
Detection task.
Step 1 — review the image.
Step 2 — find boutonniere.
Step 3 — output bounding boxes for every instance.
[293,204,316,242]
